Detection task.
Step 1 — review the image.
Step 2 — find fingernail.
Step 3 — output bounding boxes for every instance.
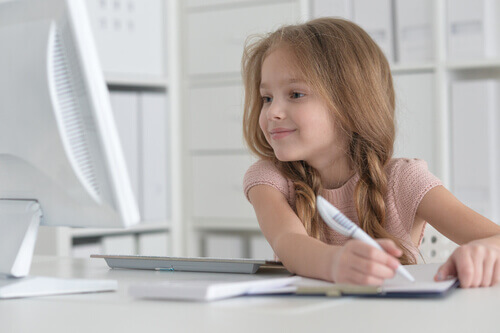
[435,272,443,281]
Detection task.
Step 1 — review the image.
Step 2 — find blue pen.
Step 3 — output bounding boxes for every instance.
[316,195,415,283]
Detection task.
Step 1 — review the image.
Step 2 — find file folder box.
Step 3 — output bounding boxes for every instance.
[353,0,395,63]
[312,0,353,20]
[140,92,169,222]
[86,0,165,76]
[110,92,140,199]
[447,0,499,60]
[395,0,434,63]
[450,80,499,222]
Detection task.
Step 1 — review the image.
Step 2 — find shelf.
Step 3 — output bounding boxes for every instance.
[105,73,168,89]
[192,217,260,231]
[187,73,242,87]
[186,0,284,13]
[70,222,170,238]
[391,63,436,74]
[446,59,500,71]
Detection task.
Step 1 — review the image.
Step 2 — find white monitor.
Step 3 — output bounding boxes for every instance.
[0,0,140,298]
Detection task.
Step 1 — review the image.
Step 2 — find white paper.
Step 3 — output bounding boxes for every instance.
[129,276,300,301]
[296,263,457,294]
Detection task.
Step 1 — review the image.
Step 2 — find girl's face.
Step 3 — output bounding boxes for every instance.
[259,47,347,167]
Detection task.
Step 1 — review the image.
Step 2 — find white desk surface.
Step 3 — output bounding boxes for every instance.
[1,256,499,333]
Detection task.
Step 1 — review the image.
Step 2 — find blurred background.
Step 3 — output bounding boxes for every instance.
[32,0,500,264]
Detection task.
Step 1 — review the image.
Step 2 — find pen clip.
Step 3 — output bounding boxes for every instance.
[316,196,351,237]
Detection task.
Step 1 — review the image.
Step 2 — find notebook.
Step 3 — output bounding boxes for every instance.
[290,263,459,298]
[91,254,284,274]
[128,263,458,301]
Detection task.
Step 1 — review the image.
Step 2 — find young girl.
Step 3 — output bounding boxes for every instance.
[241,17,500,288]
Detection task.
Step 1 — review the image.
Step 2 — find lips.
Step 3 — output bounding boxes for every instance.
[269,128,296,140]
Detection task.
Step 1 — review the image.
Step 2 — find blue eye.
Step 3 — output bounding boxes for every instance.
[291,92,305,99]
[262,96,273,103]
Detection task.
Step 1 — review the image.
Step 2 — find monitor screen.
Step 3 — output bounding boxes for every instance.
[0,0,139,228]
[0,0,139,293]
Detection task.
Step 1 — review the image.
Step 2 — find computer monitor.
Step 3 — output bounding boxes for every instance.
[0,0,140,298]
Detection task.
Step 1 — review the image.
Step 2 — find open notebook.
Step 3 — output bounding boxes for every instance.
[129,263,458,301]
[290,263,459,298]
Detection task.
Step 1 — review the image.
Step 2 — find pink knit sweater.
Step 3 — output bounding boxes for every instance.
[243,158,443,258]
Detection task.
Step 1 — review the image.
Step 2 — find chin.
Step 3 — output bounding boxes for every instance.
[273,149,302,162]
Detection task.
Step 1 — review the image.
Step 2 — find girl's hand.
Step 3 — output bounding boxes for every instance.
[330,239,402,285]
[435,240,500,288]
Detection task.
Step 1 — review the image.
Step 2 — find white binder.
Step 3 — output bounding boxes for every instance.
[447,0,498,60]
[394,0,434,63]
[353,0,394,63]
[85,0,165,76]
[140,92,169,222]
[204,233,245,258]
[312,0,353,19]
[110,91,140,200]
[393,73,436,173]
[450,80,498,221]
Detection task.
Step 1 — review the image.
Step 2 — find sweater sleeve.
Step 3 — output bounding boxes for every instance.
[243,159,294,206]
[390,158,443,233]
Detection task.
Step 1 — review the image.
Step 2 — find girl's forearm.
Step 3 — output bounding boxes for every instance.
[272,232,340,282]
[482,233,500,247]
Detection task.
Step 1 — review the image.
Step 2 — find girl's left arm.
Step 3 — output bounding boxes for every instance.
[416,185,500,288]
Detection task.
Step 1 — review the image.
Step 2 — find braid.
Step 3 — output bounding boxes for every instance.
[352,137,416,265]
[278,160,323,239]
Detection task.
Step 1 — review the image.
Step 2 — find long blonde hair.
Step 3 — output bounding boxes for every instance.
[241,17,416,265]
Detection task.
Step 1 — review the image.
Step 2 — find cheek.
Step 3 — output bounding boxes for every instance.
[301,112,336,140]
[259,111,267,135]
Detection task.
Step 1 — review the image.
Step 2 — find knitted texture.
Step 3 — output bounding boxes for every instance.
[243,158,443,257]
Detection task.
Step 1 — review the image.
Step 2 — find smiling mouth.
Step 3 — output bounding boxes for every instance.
[270,129,296,139]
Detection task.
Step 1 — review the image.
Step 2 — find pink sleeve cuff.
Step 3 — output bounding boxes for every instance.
[243,160,292,205]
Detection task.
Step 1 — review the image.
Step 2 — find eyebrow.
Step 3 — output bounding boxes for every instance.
[260,78,306,90]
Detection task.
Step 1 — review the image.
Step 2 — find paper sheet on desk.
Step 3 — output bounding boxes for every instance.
[129,276,300,301]
[382,263,458,293]
[293,263,458,296]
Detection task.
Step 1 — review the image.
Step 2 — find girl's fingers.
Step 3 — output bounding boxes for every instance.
[435,257,456,281]
[376,239,403,258]
[481,251,496,287]
[455,250,474,288]
[351,241,400,271]
[349,254,396,280]
[470,248,484,288]
[347,267,385,286]
[492,259,500,286]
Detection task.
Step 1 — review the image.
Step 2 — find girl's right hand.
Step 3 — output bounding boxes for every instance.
[330,239,403,285]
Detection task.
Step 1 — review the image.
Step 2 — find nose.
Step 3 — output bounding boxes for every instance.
[266,98,285,120]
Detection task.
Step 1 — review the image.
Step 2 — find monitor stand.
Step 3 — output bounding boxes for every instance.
[0,200,117,299]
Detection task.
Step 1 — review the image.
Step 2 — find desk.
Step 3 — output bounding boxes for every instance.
[1,256,499,333]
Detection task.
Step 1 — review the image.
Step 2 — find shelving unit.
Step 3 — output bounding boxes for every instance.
[104,73,169,89]
[35,0,184,258]
[181,0,500,263]
[34,0,499,264]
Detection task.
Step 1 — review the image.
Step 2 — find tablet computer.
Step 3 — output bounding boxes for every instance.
[91,254,284,274]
